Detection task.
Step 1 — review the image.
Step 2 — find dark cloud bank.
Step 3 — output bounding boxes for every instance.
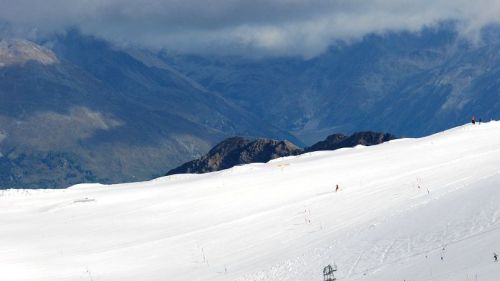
[1,0,500,57]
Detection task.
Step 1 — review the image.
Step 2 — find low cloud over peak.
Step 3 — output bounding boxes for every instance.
[1,0,500,57]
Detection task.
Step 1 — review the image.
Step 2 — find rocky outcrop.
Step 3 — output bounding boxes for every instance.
[167,132,396,175]
[166,137,302,175]
[304,132,397,152]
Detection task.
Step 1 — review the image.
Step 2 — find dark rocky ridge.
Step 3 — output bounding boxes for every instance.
[167,131,396,175]
[304,132,397,152]
[166,137,302,175]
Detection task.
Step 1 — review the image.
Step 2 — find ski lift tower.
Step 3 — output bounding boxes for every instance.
[323,264,337,281]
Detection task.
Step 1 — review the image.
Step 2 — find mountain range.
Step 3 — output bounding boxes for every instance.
[166,24,500,143]
[1,24,500,188]
[0,32,295,188]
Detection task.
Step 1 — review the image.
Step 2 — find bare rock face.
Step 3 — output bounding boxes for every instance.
[0,39,58,67]
[166,137,302,175]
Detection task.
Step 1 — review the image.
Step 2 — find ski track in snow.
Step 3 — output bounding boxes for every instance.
[2,122,500,281]
[380,239,396,264]
[347,253,363,278]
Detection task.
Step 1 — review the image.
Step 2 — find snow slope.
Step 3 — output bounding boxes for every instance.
[2,122,500,281]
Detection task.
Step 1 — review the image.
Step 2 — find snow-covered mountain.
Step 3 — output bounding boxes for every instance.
[1,122,500,281]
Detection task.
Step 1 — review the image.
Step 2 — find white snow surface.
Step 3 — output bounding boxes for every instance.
[2,122,500,281]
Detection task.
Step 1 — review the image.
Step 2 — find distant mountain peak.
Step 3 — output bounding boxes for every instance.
[0,39,58,67]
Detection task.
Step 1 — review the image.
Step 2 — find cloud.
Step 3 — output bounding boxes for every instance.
[1,0,500,57]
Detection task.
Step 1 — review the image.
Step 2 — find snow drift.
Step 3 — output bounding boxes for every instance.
[1,122,500,281]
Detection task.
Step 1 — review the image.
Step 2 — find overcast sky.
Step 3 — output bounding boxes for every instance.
[1,0,500,57]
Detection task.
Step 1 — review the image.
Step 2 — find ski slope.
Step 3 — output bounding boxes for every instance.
[2,122,500,281]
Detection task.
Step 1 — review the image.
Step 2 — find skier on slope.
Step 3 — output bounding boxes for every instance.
[471,116,476,125]
[494,252,498,262]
